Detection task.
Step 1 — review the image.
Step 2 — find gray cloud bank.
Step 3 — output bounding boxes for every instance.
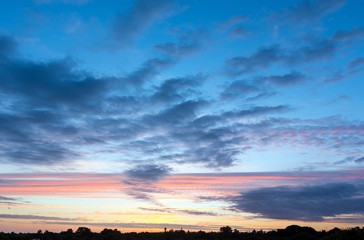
[231,182,364,221]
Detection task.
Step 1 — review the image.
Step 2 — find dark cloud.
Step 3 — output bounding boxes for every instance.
[124,58,175,87]
[154,42,199,56]
[0,35,17,58]
[246,92,277,102]
[226,45,284,75]
[1,140,77,164]
[111,0,173,48]
[126,191,159,204]
[333,156,355,165]
[178,209,218,216]
[139,207,218,216]
[0,196,27,206]
[231,182,364,221]
[0,196,17,201]
[124,164,171,182]
[188,144,241,168]
[142,100,207,127]
[35,0,92,4]
[279,0,346,24]
[0,33,360,172]
[0,110,78,164]
[151,75,203,103]
[160,105,289,168]
[0,214,74,221]
[323,56,364,84]
[225,38,337,75]
[259,71,307,87]
[122,164,168,203]
[218,15,248,32]
[160,106,288,168]
[348,57,364,70]
[297,38,336,62]
[230,26,249,38]
[0,44,113,164]
[324,95,351,106]
[151,105,289,168]
[354,157,364,164]
[220,80,258,100]
[0,57,108,110]
[332,27,364,41]
[224,105,289,119]
[35,220,223,231]
[154,28,207,57]
[0,35,180,165]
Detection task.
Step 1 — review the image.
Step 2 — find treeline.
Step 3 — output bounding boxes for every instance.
[1,225,364,240]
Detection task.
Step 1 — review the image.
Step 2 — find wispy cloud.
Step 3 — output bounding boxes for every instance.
[0,214,75,221]
[154,28,208,57]
[276,0,346,25]
[106,0,174,49]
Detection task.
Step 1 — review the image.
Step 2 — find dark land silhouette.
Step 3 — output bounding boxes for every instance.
[1,225,364,240]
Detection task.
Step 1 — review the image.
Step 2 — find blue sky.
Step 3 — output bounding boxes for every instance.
[0,0,364,233]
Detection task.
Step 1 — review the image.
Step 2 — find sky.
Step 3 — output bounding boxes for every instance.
[0,0,364,233]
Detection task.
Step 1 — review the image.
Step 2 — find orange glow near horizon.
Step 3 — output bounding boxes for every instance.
[1,170,364,233]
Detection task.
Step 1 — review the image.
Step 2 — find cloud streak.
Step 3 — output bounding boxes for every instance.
[277,0,346,25]
[109,0,173,48]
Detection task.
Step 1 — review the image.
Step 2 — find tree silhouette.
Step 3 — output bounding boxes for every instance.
[220,226,232,234]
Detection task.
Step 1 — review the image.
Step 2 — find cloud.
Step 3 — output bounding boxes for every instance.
[333,156,355,165]
[223,105,289,119]
[230,26,249,38]
[218,15,248,32]
[231,182,364,221]
[0,35,17,58]
[354,157,364,164]
[150,75,203,103]
[0,214,74,221]
[0,30,361,172]
[139,207,218,216]
[34,220,223,231]
[0,196,17,201]
[0,196,27,205]
[156,105,290,168]
[154,28,207,57]
[278,0,346,24]
[332,27,364,41]
[325,95,351,106]
[348,58,364,69]
[246,92,277,102]
[123,164,171,204]
[297,38,337,62]
[323,56,364,84]
[0,57,108,110]
[142,100,207,127]
[225,38,337,75]
[126,190,161,205]
[258,71,307,87]
[0,44,114,164]
[124,58,175,87]
[110,0,173,48]
[226,45,284,74]
[220,80,259,100]
[124,164,171,182]
[35,0,92,4]
[177,209,218,216]
[1,139,77,164]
